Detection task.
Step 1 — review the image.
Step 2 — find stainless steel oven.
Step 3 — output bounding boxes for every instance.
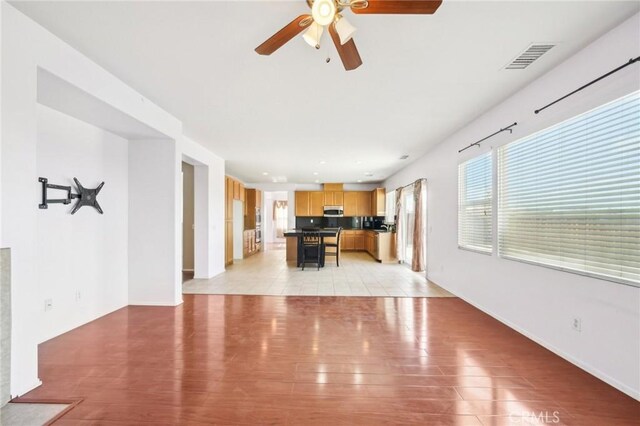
[323,206,344,217]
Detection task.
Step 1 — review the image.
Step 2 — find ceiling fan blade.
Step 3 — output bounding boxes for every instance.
[352,0,442,14]
[255,15,312,55]
[328,23,362,71]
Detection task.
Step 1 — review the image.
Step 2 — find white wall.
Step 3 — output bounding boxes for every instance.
[128,139,180,306]
[37,105,128,342]
[384,13,640,398]
[1,2,227,396]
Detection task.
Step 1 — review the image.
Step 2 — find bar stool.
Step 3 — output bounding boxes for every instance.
[323,227,342,267]
[301,227,321,271]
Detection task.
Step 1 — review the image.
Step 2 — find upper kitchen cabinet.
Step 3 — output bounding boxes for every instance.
[357,191,372,216]
[343,192,358,216]
[295,191,310,216]
[309,191,324,216]
[371,188,386,217]
[295,191,324,217]
[324,191,344,206]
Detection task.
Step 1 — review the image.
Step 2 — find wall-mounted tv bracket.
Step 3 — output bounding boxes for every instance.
[38,177,105,214]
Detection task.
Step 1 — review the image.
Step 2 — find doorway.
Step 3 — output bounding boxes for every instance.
[182,162,195,282]
[264,191,288,251]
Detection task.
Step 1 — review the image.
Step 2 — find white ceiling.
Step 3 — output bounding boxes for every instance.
[11,1,639,184]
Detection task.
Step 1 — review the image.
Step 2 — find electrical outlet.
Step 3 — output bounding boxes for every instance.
[44,298,53,312]
[75,290,82,302]
[572,317,582,332]
[310,219,314,223]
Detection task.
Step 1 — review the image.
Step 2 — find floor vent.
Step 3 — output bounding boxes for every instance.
[505,43,555,70]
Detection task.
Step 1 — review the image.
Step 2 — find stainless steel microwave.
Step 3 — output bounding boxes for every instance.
[323,206,344,217]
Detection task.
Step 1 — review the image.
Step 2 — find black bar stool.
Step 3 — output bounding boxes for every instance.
[301,227,321,271]
[323,227,342,267]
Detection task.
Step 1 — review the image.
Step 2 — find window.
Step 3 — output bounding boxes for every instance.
[498,91,640,285]
[385,190,396,223]
[458,152,493,253]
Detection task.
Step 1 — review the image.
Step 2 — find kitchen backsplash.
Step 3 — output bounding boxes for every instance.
[295,216,385,230]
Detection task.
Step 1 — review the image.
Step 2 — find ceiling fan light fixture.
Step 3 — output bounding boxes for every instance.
[312,0,337,26]
[335,15,357,45]
[302,21,324,48]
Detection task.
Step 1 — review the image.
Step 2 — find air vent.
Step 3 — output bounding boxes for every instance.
[505,43,556,70]
[399,155,409,160]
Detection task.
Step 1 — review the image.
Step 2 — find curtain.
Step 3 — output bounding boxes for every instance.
[411,179,426,272]
[273,200,288,239]
[394,187,403,261]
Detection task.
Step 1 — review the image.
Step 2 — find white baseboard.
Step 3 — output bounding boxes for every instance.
[429,277,640,401]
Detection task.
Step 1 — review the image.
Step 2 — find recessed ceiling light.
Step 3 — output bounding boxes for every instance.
[313,172,319,176]
[262,172,269,175]
[357,179,362,183]
[319,160,326,165]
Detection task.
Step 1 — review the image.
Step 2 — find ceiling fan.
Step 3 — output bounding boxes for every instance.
[255,0,443,71]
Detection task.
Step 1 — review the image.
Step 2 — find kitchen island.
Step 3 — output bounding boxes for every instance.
[284,228,339,267]
[284,228,396,265]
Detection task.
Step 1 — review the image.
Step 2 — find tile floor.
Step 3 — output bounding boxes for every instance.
[0,402,70,425]
[183,248,453,297]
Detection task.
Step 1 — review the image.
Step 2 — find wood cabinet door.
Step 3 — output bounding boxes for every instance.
[355,235,365,250]
[225,220,233,264]
[324,191,334,206]
[357,191,372,216]
[295,191,310,216]
[344,192,358,216]
[239,183,245,202]
[233,180,240,200]
[225,177,234,220]
[257,190,262,206]
[334,191,344,206]
[309,191,324,216]
[343,234,355,250]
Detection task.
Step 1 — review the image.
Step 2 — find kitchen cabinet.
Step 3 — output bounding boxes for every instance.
[324,191,344,206]
[295,191,324,217]
[244,188,262,229]
[357,191,372,216]
[361,230,396,262]
[295,191,310,216]
[243,229,258,257]
[225,177,234,220]
[309,191,324,216]
[341,230,365,251]
[225,220,233,265]
[371,188,386,217]
[343,192,358,216]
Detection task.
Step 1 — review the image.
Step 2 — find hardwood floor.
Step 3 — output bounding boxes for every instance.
[23,295,639,425]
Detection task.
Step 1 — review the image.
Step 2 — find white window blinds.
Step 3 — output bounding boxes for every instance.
[498,91,640,285]
[458,152,493,253]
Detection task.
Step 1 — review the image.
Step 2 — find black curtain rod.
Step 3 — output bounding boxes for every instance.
[535,56,640,115]
[458,122,518,153]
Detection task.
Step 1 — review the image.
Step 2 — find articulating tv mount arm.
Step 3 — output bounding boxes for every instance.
[38,177,104,215]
